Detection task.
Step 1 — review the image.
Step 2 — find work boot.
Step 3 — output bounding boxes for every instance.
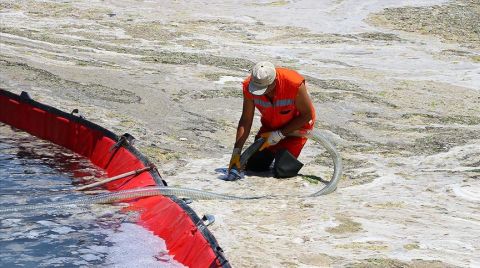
[273,149,303,178]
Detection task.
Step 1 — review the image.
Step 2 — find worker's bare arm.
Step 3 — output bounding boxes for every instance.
[234,97,255,150]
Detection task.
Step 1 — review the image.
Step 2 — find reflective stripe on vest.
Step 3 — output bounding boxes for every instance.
[253,98,294,108]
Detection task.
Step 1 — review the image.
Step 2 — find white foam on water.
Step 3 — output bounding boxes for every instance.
[214,75,244,85]
[105,223,186,268]
[419,143,480,167]
[451,184,480,203]
[145,0,448,34]
[37,220,58,227]
[82,253,102,262]
[52,226,75,234]
[1,218,22,225]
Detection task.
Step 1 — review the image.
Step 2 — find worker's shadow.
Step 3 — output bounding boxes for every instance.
[297,174,329,184]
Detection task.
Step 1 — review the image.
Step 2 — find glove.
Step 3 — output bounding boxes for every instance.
[259,130,285,151]
[228,148,241,171]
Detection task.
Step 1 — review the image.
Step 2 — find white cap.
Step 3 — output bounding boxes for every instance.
[248,61,276,95]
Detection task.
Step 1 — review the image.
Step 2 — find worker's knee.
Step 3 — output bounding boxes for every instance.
[273,149,304,178]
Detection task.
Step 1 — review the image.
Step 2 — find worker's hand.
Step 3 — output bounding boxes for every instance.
[259,130,285,151]
[228,148,242,171]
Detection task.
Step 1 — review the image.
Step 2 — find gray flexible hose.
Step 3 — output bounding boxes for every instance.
[239,128,343,196]
[304,129,343,196]
[0,187,267,214]
[0,130,342,213]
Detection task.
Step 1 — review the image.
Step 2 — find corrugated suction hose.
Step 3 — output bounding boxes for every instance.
[0,129,342,213]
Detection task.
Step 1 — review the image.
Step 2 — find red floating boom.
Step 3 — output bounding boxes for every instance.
[0,89,230,268]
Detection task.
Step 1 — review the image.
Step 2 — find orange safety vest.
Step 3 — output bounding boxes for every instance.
[243,68,315,131]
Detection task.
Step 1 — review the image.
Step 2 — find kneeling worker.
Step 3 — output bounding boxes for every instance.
[228,61,316,178]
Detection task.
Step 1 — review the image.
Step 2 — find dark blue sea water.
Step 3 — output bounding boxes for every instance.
[0,123,184,268]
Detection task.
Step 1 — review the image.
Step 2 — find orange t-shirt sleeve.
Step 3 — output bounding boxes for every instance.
[242,76,254,100]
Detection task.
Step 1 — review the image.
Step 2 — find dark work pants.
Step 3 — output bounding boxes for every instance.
[246,149,303,178]
[245,149,275,172]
